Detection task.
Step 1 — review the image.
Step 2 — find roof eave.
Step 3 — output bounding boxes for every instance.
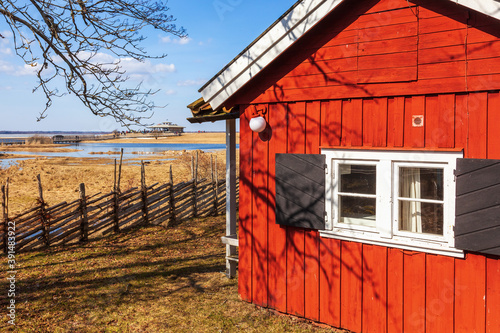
[187,111,240,124]
[198,0,500,111]
[199,0,344,110]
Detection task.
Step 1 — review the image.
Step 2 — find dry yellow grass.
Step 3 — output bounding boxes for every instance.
[0,149,232,216]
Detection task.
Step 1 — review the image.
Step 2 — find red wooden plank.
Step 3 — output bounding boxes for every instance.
[486,257,500,332]
[320,100,342,147]
[358,66,417,84]
[467,73,500,92]
[467,41,500,60]
[319,237,341,327]
[251,104,269,307]
[267,103,288,312]
[358,22,417,43]
[365,0,411,14]
[438,94,456,148]
[418,61,466,80]
[418,45,466,64]
[289,57,358,77]
[387,248,404,333]
[304,230,319,321]
[341,99,363,147]
[387,97,405,147]
[362,244,387,333]
[403,251,426,333]
[425,94,455,148]
[310,44,358,62]
[287,227,305,317]
[455,254,486,332]
[288,102,306,152]
[340,241,362,332]
[419,29,467,49]
[404,96,425,148]
[358,36,418,57]
[468,58,500,76]
[363,98,375,147]
[238,107,253,302]
[357,7,418,29]
[417,1,468,20]
[467,25,500,44]
[419,15,467,35]
[274,70,359,91]
[373,98,388,147]
[323,29,358,48]
[455,94,468,150]
[286,101,306,317]
[467,92,488,158]
[425,255,455,333]
[358,52,417,71]
[304,101,321,321]
[488,92,500,159]
[425,95,440,148]
[363,97,388,146]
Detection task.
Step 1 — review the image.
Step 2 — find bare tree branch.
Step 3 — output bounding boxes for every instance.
[0,0,186,127]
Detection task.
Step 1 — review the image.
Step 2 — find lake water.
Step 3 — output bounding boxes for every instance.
[0,142,232,168]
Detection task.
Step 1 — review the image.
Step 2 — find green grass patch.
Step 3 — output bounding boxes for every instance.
[1,216,342,332]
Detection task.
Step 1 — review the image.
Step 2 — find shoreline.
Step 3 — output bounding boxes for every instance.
[84,132,239,144]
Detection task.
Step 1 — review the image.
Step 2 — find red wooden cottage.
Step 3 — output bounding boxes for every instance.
[188,0,500,331]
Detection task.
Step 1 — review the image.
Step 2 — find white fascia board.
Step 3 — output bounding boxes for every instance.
[453,0,500,21]
[201,0,344,110]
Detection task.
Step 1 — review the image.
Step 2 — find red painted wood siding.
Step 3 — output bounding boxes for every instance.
[240,92,500,332]
[237,0,500,332]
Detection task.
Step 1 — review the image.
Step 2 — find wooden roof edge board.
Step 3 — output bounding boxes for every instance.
[187,111,240,124]
[454,0,500,21]
[199,0,500,111]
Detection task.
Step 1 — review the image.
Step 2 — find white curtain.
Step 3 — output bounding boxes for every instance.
[401,168,422,233]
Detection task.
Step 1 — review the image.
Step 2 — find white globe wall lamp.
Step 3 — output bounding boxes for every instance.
[249,116,267,133]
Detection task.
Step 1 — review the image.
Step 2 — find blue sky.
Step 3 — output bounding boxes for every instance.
[0,0,296,133]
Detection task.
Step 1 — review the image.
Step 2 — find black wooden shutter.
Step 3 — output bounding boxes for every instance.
[455,158,500,256]
[275,153,326,230]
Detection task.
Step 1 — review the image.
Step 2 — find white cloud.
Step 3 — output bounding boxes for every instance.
[0,47,12,55]
[164,89,177,96]
[177,79,207,87]
[160,36,192,45]
[0,30,13,41]
[0,60,38,76]
[0,50,176,82]
[198,38,213,46]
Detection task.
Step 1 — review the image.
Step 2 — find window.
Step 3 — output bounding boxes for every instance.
[321,149,464,257]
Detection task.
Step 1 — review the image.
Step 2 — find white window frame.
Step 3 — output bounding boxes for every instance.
[320,149,464,258]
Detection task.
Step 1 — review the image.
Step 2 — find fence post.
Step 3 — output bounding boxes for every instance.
[113,154,122,233]
[141,161,149,225]
[117,148,123,192]
[193,151,198,218]
[169,165,176,224]
[2,184,7,253]
[214,156,219,216]
[37,174,49,247]
[79,183,89,242]
[113,191,120,233]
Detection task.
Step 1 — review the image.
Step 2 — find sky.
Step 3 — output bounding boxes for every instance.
[0,0,297,133]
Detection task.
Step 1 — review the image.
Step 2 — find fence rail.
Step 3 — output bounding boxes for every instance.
[1,156,238,253]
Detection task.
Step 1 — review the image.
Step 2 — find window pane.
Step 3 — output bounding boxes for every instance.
[339,195,376,227]
[340,164,376,195]
[399,167,443,200]
[399,201,443,235]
